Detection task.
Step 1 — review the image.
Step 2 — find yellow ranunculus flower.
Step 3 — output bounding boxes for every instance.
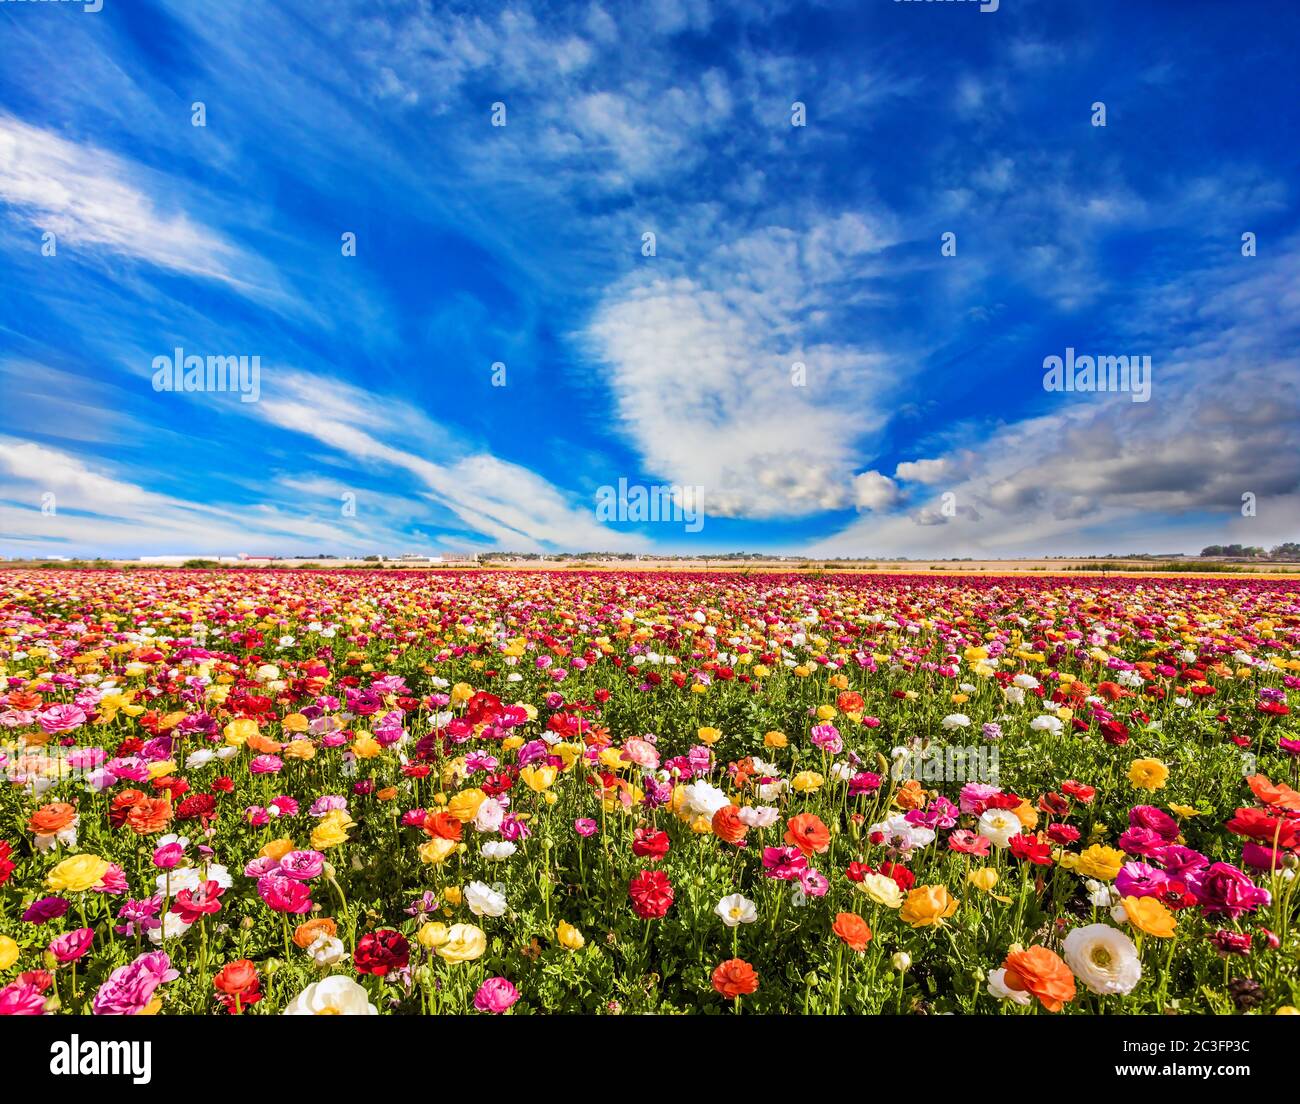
[1121,895,1177,938]
[815,705,837,721]
[552,743,582,770]
[447,788,488,823]
[1075,844,1126,881]
[791,771,824,793]
[0,934,19,971]
[419,838,458,865]
[310,809,354,850]
[598,747,627,772]
[1168,803,1199,818]
[259,837,296,862]
[697,727,722,746]
[146,759,177,780]
[437,923,487,963]
[223,718,259,746]
[450,682,475,707]
[856,873,904,909]
[283,739,316,761]
[968,867,999,892]
[47,854,110,893]
[520,765,557,793]
[900,885,960,928]
[417,922,449,949]
[502,735,525,752]
[556,921,585,950]
[352,733,382,759]
[441,758,468,787]
[443,886,463,906]
[282,713,310,733]
[764,730,788,749]
[1128,758,1169,792]
[752,665,770,678]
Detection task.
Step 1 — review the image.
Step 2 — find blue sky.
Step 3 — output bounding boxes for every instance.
[1,0,1297,558]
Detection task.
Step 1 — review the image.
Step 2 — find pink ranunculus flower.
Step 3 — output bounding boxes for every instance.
[49,927,95,963]
[257,873,313,914]
[473,976,520,1014]
[91,952,178,1015]
[277,850,325,881]
[153,842,185,870]
[37,704,87,735]
[574,818,598,837]
[0,981,48,1015]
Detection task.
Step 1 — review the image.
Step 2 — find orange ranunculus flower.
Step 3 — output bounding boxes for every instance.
[213,959,259,997]
[712,805,748,845]
[1001,945,1077,1012]
[293,917,338,949]
[125,796,173,835]
[711,958,759,999]
[836,691,865,714]
[247,734,283,755]
[28,802,77,836]
[1247,774,1300,812]
[894,779,926,810]
[899,884,960,928]
[423,811,464,841]
[376,786,398,802]
[784,813,831,857]
[109,788,146,827]
[832,912,872,952]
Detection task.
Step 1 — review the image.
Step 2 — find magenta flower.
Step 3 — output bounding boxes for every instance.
[22,897,69,925]
[91,952,178,1015]
[256,873,313,914]
[37,704,87,735]
[473,977,520,1014]
[0,981,48,1016]
[574,818,598,837]
[49,927,94,963]
[277,850,325,881]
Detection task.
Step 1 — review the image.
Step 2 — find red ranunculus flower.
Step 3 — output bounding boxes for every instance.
[628,869,674,919]
[354,929,410,976]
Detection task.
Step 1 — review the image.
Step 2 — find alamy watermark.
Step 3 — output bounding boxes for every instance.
[595,478,705,533]
[892,743,999,783]
[1042,347,1151,403]
[152,347,261,403]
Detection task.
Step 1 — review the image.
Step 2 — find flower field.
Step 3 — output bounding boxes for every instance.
[1,568,1298,1016]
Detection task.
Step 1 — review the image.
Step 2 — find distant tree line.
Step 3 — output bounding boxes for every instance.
[1200,544,1300,560]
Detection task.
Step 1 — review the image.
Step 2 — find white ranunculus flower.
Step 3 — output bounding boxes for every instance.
[715,893,758,927]
[941,713,971,730]
[679,780,731,819]
[464,880,508,917]
[1029,714,1062,734]
[1012,674,1040,690]
[738,805,779,829]
[148,912,193,944]
[1062,924,1142,996]
[986,968,1032,1005]
[480,840,517,862]
[977,808,1023,849]
[283,976,378,1015]
[307,934,347,966]
[185,749,215,769]
[1003,686,1026,707]
[473,798,506,834]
